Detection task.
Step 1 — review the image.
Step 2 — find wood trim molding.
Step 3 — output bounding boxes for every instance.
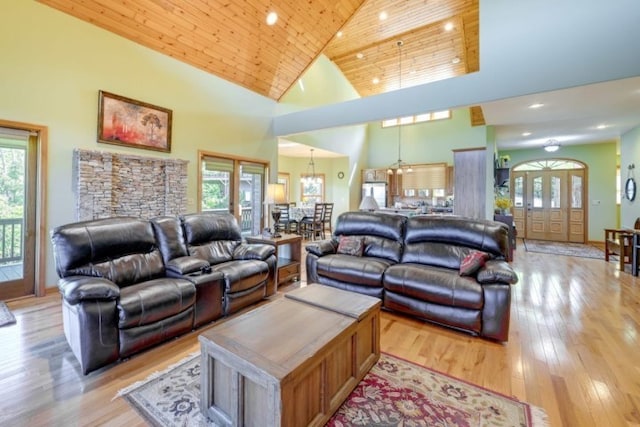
[0,119,48,297]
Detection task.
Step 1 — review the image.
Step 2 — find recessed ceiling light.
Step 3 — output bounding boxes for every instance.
[336,31,343,38]
[528,103,544,109]
[372,77,380,84]
[379,11,388,20]
[597,124,607,129]
[266,11,278,26]
[451,56,461,64]
[522,132,532,137]
[444,22,454,31]
[356,52,364,59]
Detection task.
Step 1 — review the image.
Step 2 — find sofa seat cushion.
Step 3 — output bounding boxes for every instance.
[384,264,483,310]
[118,278,196,329]
[212,260,269,293]
[316,254,393,288]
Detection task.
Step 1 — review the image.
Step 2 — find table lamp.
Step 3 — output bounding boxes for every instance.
[266,183,287,237]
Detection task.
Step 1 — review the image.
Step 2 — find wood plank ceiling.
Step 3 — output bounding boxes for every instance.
[37,0,478,107]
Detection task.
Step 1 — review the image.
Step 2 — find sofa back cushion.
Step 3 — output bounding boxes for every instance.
[181,213,242,264]
[51,217,165,286]
[334,212,406,263]
[151,216,189,264]
[402,216,509,269]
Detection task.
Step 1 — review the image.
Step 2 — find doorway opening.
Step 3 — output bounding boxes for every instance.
[511,159,587,243]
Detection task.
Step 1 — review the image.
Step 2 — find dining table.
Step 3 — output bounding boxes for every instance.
[290,206,315,222]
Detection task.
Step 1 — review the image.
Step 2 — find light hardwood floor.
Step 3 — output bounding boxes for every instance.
[1,241,639,426]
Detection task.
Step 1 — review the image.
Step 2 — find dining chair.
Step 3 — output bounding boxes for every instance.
[321,203,334,239]
[274,203,297,234]
[300,203,324,241]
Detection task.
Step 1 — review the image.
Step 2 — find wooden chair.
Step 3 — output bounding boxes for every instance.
[605,217,640,271]
[274,203,297,234]
[300,203,324,241]
[321,203,334,239]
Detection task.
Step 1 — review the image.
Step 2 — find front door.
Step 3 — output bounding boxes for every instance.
[512,160,586,243]
[0,128,37,300]
[525,170,568,241]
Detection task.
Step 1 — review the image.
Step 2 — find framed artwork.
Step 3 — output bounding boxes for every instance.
[97,90,172,152]
[278,172,290,201]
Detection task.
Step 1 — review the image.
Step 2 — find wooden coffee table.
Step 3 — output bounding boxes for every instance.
[199,285,380,427]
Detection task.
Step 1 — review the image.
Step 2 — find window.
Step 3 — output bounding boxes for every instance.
[381,110,451,128]
[300,174,324,203]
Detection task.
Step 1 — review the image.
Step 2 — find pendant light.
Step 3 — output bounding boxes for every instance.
[387,40,412,175]
[301,148,318,184]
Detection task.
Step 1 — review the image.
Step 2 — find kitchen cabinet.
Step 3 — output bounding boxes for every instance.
[446,165,454,195]
[363,168,388,183]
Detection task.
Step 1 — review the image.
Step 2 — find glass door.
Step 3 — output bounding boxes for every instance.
[0,128,36,299]
[200,154,265,235]
[239,162,264,235]
[512,159,586,243]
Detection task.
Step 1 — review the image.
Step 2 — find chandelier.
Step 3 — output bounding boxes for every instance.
[301,148,319,184]
[387,40,412,175]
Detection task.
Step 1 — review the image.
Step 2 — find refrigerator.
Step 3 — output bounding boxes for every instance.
[362,183,387,208]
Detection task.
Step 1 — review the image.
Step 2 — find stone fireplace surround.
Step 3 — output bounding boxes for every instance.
[74,149,188,221]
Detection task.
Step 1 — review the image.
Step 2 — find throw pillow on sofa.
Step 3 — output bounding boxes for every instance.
[459,251,489,276]
[337,235,364,256]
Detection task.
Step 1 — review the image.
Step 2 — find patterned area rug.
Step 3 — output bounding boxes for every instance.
[0,301,16,327]
[116,353,549,427]
[523,239,605,259]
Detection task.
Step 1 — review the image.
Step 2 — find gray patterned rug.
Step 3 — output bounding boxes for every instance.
[523,239,605,259]
[0,301,16,327]
[115,352,549,427]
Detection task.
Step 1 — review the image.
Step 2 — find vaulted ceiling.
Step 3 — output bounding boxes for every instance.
[37,0,478,101]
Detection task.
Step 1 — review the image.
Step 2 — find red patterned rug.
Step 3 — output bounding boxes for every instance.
[328,354,548,426]
[116,352,548,426]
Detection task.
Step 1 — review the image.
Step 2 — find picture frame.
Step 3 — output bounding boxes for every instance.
[97,90,172,152]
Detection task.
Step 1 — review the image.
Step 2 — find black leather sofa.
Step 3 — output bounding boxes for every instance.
[51,213,276,374]
[305,212,518,341]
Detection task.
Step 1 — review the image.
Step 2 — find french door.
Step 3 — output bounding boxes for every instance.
[199,153,266,235]
[512,161,586,243]
[0,127,37,300]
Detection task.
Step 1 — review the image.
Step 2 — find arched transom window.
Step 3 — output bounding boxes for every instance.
[513,159,585,171]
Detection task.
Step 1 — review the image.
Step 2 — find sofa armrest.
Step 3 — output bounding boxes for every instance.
[58,276,120,305]
[166,256,210,275]
[233,243,275,261]
[476,260,518,285]
[305,239,337,257]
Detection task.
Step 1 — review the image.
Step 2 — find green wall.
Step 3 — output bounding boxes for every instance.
[279,55,368,212]
[366,109,487,168]
[278,55,360,114]
[277,155,350,225]
[621,125,640,227]
[1,2,277,287]
[500,142,617,241]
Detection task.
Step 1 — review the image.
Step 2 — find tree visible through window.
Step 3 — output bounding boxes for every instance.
[301,174,324,203]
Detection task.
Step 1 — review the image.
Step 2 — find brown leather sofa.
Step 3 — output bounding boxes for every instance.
[51,213,276,374]
[305,212,518,341]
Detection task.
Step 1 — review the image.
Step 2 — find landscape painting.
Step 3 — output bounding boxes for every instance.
[97,91,172,152]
